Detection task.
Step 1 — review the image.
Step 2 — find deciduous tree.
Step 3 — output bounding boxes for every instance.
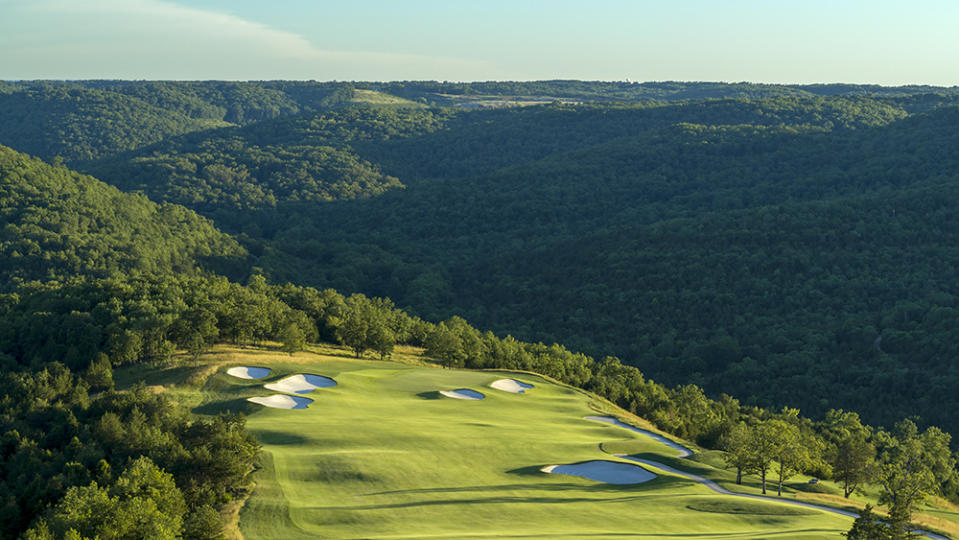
[825,410,876,498]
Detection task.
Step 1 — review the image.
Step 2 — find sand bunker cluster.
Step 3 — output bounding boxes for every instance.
[435,377,535,401]
[229,368,664,485]
[227,367,337,410]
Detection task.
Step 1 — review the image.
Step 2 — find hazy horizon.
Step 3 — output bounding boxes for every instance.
[1,0,958,85]
[2,78,957,88]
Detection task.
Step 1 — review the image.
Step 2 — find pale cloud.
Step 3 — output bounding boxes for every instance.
[0,0,503,80]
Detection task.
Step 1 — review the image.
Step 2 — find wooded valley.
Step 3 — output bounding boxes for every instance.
[2,80,959,538]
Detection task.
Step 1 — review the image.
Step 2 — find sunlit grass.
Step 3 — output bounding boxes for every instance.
[116,346,855,538]
[114,344,958,539]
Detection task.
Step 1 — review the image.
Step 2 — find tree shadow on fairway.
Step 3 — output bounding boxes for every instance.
[254,429,310,446]
[507,465,551,476]
[314,493,659,511]
[193,397,260,416]
[415,391,442,399]
[363,475,682,498]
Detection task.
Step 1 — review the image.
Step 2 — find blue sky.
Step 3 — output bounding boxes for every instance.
[1,0,957,84]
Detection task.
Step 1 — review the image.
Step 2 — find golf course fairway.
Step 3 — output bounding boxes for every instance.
[168,347,860,540]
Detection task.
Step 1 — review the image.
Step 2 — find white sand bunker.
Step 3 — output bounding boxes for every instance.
[541,460,657,484]
[490,378,534,393]
[439,389,486,400]
[264,374,337,394]
[227,366,271,380]
[247,394,313,410]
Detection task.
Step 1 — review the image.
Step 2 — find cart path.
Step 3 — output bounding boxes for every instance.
[585,416,951,540]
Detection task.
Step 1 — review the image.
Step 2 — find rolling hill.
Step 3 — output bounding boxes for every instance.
[3,81,959,538]
[65,87,959,437]
[0,144,245,288]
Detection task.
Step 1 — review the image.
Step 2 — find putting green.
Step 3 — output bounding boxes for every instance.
[197,351,856,540]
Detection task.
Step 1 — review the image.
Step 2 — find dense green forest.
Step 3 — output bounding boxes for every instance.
[0,147,262,539]
[310,104,959,436]
[363,80,959,104]
[0,81,356,164]
[6,82,959,440]
[10,79,956,166]
[84,106,446,210]
[56,87,959,440]
[0,146,245,288]
[0,129,957,535]
[0,85,226,163]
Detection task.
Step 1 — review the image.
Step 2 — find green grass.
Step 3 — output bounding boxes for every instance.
[685,498,818,516]
[120,346,861,539]
[351,89,426,108]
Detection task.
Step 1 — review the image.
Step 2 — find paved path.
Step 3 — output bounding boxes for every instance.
[585,416,951,540]
[585,415,693,457]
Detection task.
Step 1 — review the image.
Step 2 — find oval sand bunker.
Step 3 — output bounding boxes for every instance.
[490,378,534,393]
[541,460,656,484]
[247,394,313,410]
[227,366,271,380]
[439,389,485,400]
[265,374,337,394]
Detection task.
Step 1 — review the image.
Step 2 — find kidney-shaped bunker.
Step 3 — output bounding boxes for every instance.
[541,460,656,484]
[265,374,337,394]
[227,366,271,380]
[439,389,485,400]
[247,394,313,410]
[490,378,534,393]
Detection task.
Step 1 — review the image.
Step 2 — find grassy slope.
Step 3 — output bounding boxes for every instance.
[351,89,426,108]
[120,345,863,540]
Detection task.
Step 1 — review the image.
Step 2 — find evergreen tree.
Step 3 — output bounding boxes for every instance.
[83,353,114,392]
[844,505,888,539]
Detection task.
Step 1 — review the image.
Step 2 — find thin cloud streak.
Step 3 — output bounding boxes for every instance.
[0,0,505,80]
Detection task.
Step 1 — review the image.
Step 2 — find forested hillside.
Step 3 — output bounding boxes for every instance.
[0,145,245,288]
[0,151,263,539]
[0,85,228,163]
[4,80,959,441]
[86,95,911,224]
[84,106,448,211]
[247,105,959,434]
[0,140,956,536]
[363,80,959,105]
[0,81,355,164]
